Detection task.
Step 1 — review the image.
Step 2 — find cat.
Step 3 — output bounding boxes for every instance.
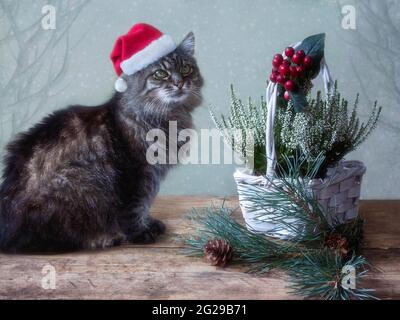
[0,32,203,253]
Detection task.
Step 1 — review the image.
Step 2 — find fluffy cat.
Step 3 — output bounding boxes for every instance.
[0,32,203,253]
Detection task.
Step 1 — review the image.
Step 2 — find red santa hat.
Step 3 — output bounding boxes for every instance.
[110,23,176,92]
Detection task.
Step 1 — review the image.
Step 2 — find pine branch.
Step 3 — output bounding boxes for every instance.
[180,153,377,300]
[181,205,296,263]
[240,153,332,242]
[285,251,377,300]
[180,204,376,300]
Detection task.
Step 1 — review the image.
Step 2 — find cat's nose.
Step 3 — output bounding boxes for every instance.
[173,80,184,89]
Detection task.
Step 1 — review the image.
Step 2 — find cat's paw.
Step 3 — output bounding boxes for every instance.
[85,232,125,250]
[149,218,166,235]
[127,219,166,244]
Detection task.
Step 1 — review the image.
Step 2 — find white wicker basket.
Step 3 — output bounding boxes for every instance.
[234,42,366,237]
[234,160,366,238]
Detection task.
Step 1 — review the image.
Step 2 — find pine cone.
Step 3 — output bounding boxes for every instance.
[324,233,349,257]
[204,239,233,267]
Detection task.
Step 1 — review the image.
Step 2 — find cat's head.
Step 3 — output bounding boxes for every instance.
[122,32,203,112]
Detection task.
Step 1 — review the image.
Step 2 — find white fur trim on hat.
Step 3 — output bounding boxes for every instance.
[120,34,176,75]
[115,76,128,92]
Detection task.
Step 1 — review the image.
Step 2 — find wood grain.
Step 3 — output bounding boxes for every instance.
[0,196,399,300]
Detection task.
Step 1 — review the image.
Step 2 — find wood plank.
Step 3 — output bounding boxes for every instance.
[359,200,400,249]
[361,249,400,300]
[0,196,399,300]
[0,247,297,300]
[122,196,239,249]
[1,247,398,300]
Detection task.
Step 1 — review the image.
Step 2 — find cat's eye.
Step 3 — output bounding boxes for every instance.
[153,69,169,80]
[180,64,192,76]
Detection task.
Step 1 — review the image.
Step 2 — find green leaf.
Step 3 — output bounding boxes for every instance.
[298,33,325,61]
[297,33,325,79]
[289,90,308,112]
[287,34,326,112]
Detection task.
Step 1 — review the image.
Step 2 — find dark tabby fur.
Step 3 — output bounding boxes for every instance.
[0,32,203,253]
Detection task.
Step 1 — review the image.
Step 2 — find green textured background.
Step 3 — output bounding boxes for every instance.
[0,0,398,198]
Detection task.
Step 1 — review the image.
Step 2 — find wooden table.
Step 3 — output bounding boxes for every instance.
[0,196,399,299]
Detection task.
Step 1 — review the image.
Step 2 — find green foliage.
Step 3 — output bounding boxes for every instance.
[288,90,308,113]
[298,33,325,64]
[285,252,376,300]
[182,204,376,300]
[180,155,377,300]
[182,205,295,263]
[240,153,331,242]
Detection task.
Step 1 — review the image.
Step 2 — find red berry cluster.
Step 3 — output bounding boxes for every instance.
[269,47,314,101]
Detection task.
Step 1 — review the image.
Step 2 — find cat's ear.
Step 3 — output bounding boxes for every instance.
[178,32,195,56]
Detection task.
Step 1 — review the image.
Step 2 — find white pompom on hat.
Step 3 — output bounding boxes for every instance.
[114,76,128,92]
[110,23,176,92]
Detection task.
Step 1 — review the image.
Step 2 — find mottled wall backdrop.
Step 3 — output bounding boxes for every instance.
[0,0,398,198]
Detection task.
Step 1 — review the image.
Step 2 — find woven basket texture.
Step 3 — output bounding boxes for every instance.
[234,160,366,237]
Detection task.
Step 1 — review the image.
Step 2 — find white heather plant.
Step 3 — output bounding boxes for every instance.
[210,85,268,172]
[211,82,382,176]
[276,81,382,176]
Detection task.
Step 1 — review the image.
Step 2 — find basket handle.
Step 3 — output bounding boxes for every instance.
[265,43,333,177]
